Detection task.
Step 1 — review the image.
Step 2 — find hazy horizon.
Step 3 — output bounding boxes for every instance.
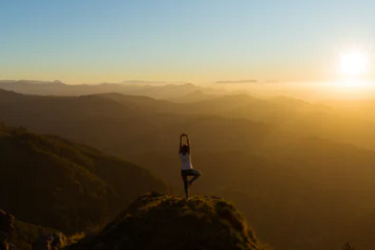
[3,78,375,102]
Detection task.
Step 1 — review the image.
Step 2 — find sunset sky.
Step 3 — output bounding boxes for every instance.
[1,0,375,84]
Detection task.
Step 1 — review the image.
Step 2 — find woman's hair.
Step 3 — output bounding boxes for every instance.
[181,144,189,153]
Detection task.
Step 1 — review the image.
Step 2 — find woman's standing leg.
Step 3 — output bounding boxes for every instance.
[182,172,189,200]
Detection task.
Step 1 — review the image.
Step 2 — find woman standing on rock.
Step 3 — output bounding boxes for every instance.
[179,133,201,201]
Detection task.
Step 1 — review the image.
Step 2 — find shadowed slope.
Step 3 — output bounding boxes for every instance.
[0,125,166,232]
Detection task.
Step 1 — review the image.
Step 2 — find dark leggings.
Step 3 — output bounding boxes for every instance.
[181,169,201,199]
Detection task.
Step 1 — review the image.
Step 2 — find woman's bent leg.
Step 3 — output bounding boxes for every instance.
[188,169,201,186]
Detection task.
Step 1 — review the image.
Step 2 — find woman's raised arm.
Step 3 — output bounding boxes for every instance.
[179,133,186,153]
[186,135,191,154]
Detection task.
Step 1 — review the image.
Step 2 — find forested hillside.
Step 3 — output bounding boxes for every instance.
[0,124,166,232]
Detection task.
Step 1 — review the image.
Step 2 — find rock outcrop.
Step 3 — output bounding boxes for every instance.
[0,209,15,250]
[31,232,69,250]
[68,192,266,250]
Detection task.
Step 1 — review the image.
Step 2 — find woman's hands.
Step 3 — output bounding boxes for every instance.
[180,134,189,144]
[179,134,189,153]
[179,133,191,154]
[181,133,190,145]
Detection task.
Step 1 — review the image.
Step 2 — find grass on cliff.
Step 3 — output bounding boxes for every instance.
[71,192,269,250]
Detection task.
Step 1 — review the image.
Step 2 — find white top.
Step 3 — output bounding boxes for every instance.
[179,152,193,170]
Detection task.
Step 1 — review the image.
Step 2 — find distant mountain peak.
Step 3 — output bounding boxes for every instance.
[51,80,65,85]
[120,80,192,85]
[215,80,258,84]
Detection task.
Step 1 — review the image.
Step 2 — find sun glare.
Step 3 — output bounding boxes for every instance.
[339,52,369,77]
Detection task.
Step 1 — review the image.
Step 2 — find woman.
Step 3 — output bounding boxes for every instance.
[179,133,201,201]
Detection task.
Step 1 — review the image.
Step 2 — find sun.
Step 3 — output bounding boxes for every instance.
[339,51,369,77]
